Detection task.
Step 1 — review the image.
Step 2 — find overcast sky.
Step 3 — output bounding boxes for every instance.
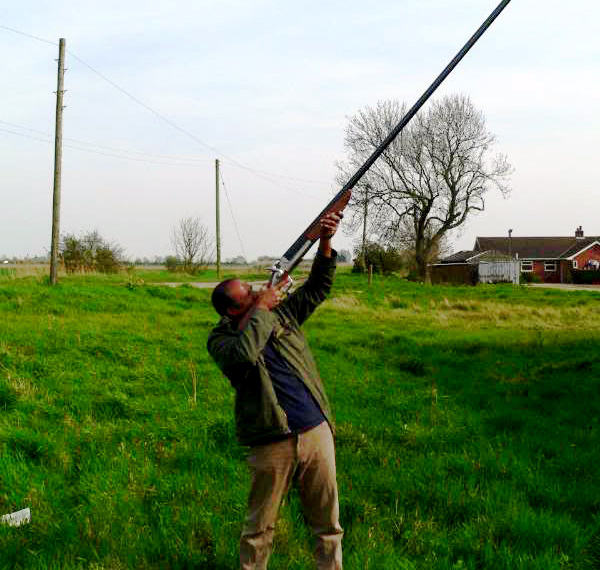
[2,0,599,262]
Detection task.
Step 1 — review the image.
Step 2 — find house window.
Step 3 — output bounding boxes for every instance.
[544,261,557,272]
[520,260,533,272]
[573,260,578,269]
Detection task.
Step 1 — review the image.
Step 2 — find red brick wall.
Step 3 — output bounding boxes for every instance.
[521,260,561,283]
[537,260,561,283]
[573,243,600,269]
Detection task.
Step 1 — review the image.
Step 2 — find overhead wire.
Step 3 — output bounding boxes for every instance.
[0,125,211,167]
[0,122,330,195]
[0,126,53,145]
[0,24,57,46]
[220,171,247,261]
[0,119,213,165]
[63,51,327,192]
[1,23,330,197]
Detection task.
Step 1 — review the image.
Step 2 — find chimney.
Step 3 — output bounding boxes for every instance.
[575,226,584,238]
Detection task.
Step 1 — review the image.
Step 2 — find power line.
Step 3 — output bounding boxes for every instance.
[216,157,326,186]
[66,50,227,157]
[220,172,247,260]
[0,126,53,145]
[66,50,328,194]
[221,162,323,200]
[221,159,326,192]
[0,124,329,195]
[0,119,212,164]
[0,125,209,167]
[1,120,325,196]
[2,23,331,196]
[0,24,56,46]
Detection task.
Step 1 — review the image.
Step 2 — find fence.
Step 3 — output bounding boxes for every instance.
[478,260,519,284]
[431,264,478,285]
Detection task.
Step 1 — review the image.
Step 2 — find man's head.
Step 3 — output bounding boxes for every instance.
[211,279,257,318]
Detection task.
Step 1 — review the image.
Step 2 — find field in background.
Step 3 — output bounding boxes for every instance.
[1,262,322,284]
[1,272,599,569]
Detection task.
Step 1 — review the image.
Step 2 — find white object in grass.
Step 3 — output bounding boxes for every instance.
[1,508,31,527]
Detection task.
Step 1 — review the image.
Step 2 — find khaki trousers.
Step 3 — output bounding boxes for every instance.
[240,421,343,569]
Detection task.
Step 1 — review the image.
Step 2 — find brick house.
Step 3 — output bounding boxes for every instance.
[466,227,600,283]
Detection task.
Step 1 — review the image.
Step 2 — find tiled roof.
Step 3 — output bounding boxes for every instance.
[560,238,600,258]
[474,236,600,259]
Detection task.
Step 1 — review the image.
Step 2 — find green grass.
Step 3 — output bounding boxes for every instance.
[0,274,599,569]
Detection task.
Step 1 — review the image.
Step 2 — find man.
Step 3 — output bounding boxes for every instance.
[207,211,343,569]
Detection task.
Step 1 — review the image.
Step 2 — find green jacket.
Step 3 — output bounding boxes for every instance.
[207,252,336,447]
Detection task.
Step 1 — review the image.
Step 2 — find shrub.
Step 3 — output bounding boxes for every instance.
[96,247,120,274]
[353,242,404,275]
[59,231,123,273]
[165,256,180,273]
[571,269,600,284]
[352,257,365,274]
[520,272,542,284]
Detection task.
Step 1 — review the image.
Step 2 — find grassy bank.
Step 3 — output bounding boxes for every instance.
[0,274,599,569]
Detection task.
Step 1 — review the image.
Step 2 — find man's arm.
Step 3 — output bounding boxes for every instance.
[281,211,342,325]
[317,209,342,258]
[207,310,277,372]
[317,216,335,258]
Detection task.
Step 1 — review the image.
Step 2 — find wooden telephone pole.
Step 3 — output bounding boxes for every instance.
[49,38,66,285]
[215,159,221,279]
[361,187,368,267]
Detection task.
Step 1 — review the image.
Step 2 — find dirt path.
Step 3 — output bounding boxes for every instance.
[160,278,306,289]
[528,283,600,292]
[160,281,268,289]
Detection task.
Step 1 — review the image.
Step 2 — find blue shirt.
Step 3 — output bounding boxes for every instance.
[263,338,325,433]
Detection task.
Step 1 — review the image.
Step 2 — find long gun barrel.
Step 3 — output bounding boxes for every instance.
[269,0,511,286]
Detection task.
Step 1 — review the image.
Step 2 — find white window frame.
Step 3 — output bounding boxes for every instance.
[520,260,533,272]
[544,261,557,272]
[573,260,578,269]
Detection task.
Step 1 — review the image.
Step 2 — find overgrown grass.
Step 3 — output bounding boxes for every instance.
[0,274,599,569]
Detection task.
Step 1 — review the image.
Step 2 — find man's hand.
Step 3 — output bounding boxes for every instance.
[318,211,343,257]
[320,211,343,239]
[255,277,290,311]
[237,276,290,330]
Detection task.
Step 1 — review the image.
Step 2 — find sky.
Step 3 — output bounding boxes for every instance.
[2,0,599,263]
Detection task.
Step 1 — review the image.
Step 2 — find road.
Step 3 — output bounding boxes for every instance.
[528,283,600,292]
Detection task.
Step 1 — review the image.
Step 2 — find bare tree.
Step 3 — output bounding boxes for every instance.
[171,217,214,274]
[338,94,512,282]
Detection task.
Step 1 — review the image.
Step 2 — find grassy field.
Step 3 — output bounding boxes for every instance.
[1,263,315,284]
[0,270,599,569]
